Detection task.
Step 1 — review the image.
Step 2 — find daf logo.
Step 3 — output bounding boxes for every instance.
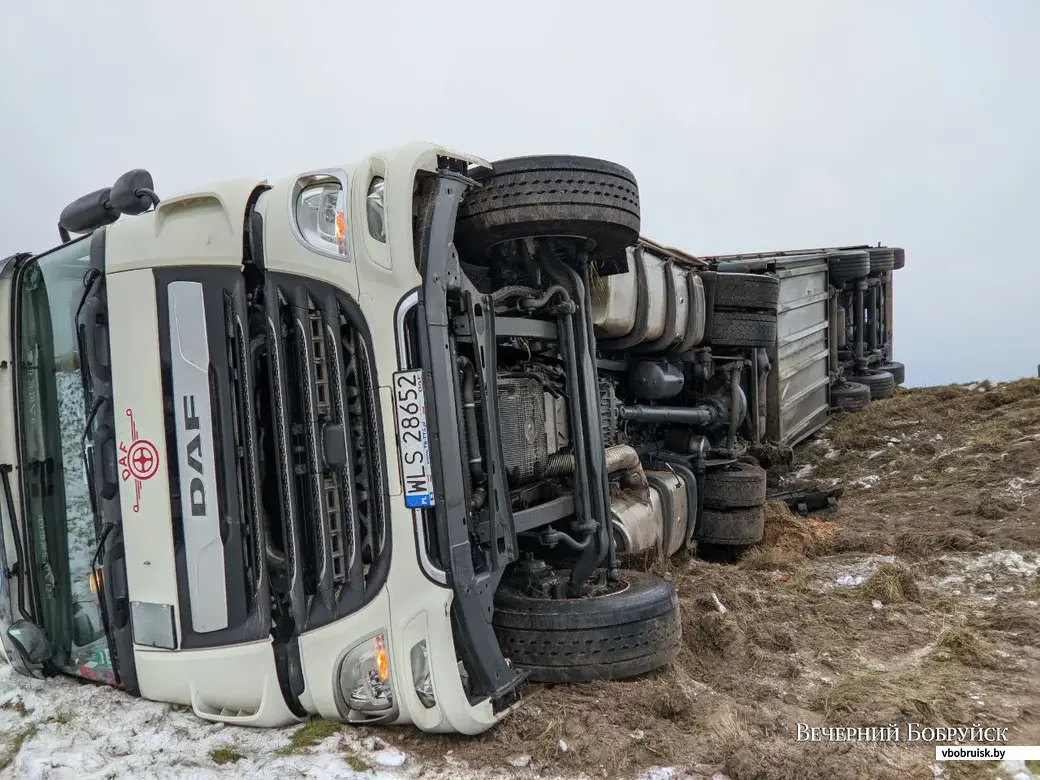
[168,280,229,633]
[181,395,208,517]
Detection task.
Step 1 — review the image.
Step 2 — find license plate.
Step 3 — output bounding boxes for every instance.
[393,369,435,508]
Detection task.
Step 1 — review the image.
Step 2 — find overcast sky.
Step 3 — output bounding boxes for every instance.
[1,1,1037,386]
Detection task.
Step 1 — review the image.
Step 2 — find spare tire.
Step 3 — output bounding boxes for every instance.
[877,360,905,385]
[695,505,765,546]
[832,380,871,412]
[706,271,779,312]
[867,248,896,274]
[709,310,777,348]
[493,571,681,683]
[455,155,640,266]
[704,462,767,509]
[828,251,870,284]
[851,369,896,400]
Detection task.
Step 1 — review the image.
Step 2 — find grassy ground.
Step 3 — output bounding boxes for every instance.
[396,380,1040,779]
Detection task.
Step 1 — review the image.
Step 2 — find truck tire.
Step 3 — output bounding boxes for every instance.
[706,272,779,312]
[493,571,681,683]
[851,369,896,400]
[828,251,870,284]
[704,462,767,509]
[867,248,896,274]
[876,361,905,385]
[455,155,640,266]
[695,505,765,546]
[832,380,871,412]
[709,311,777,348]
[892,248,905,270]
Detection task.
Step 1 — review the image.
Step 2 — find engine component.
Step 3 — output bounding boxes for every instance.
[546,444,649,498]
[619,404,716,426]
[475,375,548,485]
[662,430,711,457]
[645,470,689,557]
[629,360,684,400]
[543,388,569,454]
[598,379,620,446]
[610,489,663,554]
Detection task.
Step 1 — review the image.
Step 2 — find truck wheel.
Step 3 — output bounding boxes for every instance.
[704,462,767,509]
[828,251,870,284]
[493,571,681,683]
[876,361,905,385]
[709,310,777,348]
[892,248,905,270]
[832,380,871,412]
[455,155,640,266]
[695,505,765,546]
[851,369,896,400]
[705,272,779,312]
[867,248,896,274]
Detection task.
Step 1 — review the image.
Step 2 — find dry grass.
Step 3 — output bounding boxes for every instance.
[860,562,920,604]
[277,719,342,755]
[399,379,1040,780]
[931,626,999,669]
[210,748,244,765]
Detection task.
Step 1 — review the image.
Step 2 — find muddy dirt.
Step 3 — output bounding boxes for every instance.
[395,380,1040,780]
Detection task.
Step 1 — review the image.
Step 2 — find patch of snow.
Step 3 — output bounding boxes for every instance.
[996,474,1039,504]
[372,748,406,767]
[853,475,880,489]
[792,464,815,480]
[936,551,1040,590]
[0,660,563,780]
[820,555,897,591]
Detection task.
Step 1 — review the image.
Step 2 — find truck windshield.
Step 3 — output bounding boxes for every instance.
[14,240,112,681]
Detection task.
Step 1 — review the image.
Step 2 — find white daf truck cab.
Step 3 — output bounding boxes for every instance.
[0,141,904,735]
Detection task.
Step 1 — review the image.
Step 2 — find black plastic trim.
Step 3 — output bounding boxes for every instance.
[153,267,270,649]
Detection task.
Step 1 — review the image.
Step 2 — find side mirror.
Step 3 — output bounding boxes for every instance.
[110,169,158,215]
[72,601,105,647]
[7,619,51,665]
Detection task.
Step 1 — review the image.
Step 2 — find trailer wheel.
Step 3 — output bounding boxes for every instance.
[695,505,765,546]
[704,462,767,509]
[876,361,905,385]
[867,248,896,274]
[828,251,870,284]
[493,571,681,683]
[832,380,871,412]
[709,310,777,349]
[851,369,897,400]
[892,248,906,270]
[705,272,779,312]
[455,155,640,268]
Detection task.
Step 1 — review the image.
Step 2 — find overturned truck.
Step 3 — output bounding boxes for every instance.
[0,145,903,734]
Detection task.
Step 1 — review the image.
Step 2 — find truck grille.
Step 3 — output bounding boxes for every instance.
[264,276,387,624]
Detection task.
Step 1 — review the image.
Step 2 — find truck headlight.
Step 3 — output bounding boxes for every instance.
[336,633,398,723]
[366,177,386,242]
[295,180,348,256]
[410,640,435,709]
